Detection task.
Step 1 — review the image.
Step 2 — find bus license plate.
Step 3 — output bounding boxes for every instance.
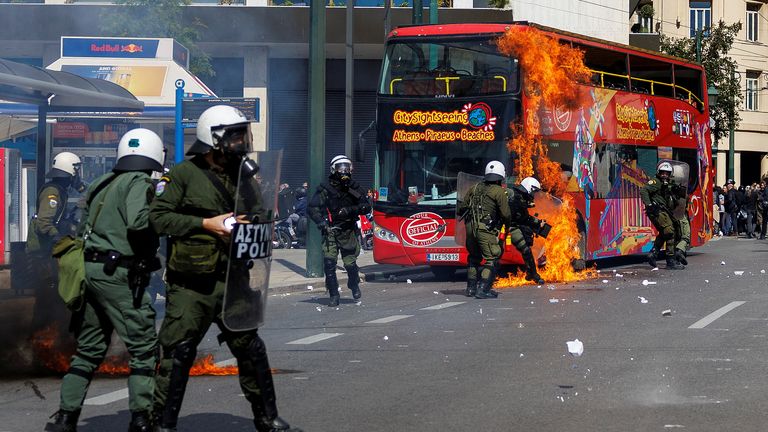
[427,253,459,262]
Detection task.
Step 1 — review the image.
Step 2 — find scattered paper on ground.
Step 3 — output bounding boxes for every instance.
[567,339,584,357]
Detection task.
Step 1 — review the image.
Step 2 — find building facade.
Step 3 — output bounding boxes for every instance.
[632,0,768,186]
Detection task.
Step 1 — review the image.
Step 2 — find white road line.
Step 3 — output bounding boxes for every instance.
[420,301,465,310]
[84,388,128,406]
[286,333,344,345]
[366,315,413,324]
[689,301,746,329]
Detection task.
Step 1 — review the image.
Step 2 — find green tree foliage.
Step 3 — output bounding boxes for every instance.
[99,0,214,78]
[487,0,509,8]
[660,21,742,142]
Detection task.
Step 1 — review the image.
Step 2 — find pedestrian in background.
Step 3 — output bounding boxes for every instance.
[45,129,165,432]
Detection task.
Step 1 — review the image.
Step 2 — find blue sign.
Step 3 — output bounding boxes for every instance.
[62,38,159,59]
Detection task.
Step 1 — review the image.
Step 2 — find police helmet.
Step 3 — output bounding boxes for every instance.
[484,160,506,182]
[657,161,673,174]
[520,177,541,194]
[187,105,251,156]
[114,128,165,173]
[330,155,353,175]
[47,152,81,178]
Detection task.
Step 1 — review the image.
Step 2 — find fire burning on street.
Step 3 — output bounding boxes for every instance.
[31,327,240,376]
[494,27,597,287]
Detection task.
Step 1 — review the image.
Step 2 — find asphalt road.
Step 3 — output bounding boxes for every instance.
[3,236,768,432]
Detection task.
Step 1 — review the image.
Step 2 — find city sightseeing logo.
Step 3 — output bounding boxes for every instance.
[391,102,496,143]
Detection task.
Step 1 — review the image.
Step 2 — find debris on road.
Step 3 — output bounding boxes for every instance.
[721,261,726,265]
[734,271,744,276]
[662,309,672,317]
[642,280,657,286]
[307,285,314,291]
[549,298,560,303]
[638,296,649,304]
[567,339,584,357]
[406,279,413,284]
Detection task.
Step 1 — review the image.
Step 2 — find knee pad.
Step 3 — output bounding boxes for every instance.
[323,258,337,275]
[171,339,197,369]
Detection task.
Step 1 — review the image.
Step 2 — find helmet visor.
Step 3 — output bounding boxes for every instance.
[213,123,252,155]
[334,162,352,175]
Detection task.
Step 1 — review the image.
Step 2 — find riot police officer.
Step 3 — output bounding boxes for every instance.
[508,177,547,285]
[308,155,372,307]
[28,151,86,332]
[150,105,301,432]
[640,162,685,270]
[458,161,512,299]
[45,129,164,432]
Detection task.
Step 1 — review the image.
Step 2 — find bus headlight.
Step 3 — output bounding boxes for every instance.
[374,225,400,243]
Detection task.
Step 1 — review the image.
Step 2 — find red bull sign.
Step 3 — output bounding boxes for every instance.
[62,38,158,59]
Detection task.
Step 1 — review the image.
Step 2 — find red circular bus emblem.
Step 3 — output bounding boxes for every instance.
[400,212,446,247]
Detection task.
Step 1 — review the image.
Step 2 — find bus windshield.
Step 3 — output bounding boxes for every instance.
[379,37,520,97]
[378,140,511,205]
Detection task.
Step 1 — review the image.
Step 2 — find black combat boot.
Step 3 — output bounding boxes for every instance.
[254,416,304,432]
[665,255,685,270]
[44,409,80,432]
[674,249,688,266]
[128,411,152,432]
[474,279,498,299]
[345,263,362,300]
[324,259,340,307]
[525,270,545,285]
[522,248,545,285]
[465,279,477,297]
[647,246,658,268]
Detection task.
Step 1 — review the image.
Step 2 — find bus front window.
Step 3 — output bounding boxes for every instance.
[378,140,511,205]
[380,37,520,97]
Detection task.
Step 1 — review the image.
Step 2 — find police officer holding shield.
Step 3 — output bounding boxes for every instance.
[150,105,301,432]
[458,161,512,299]
[308,155,371,307]
[641,161,685,270]
[45,129,164,432]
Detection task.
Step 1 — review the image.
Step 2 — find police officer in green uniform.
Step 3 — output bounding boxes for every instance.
[458,161,512,299]
[672,187,690,266]
[640,161,685,270]
[45,129,165,432]
[508,177,547,285]
[150,105,301,432]
[308,155,371,307]
[27,152,85,330]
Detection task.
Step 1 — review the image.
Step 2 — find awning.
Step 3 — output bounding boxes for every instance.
[0,116,35,142]
[0,58,144,111]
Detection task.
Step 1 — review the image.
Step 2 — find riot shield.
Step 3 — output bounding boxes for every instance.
[529,191,563,261]
[222,150,282,331]
[659,159,690,219]
[454,171,484,247]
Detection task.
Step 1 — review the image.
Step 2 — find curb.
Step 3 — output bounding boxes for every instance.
[269,265,430,295]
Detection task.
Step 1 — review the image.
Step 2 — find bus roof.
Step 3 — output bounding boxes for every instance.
[388,22,704,71]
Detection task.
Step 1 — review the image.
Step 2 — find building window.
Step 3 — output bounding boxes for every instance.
[746,73,760,111]
[747,3,760,42]
[690,1,712,37]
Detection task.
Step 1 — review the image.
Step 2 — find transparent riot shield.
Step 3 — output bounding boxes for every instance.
[660,159,690,219]
[454,172,484,247]
[222,150,282,331]
[529,191,563,261]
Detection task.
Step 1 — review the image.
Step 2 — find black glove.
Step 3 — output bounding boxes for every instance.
[317,221,329,236]
[646,204,659,216]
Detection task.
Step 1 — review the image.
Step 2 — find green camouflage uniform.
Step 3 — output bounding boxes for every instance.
[149,155,285,430]
[457,182,511,295]
[57,171,159,416]
[307,177,371,302]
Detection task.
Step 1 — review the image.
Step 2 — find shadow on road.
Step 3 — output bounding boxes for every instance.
[79,411,254,432]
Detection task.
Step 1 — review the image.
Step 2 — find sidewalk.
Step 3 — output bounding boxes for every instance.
[269,247,429,293]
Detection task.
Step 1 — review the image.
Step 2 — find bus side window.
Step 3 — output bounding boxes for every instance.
[636,146,658,180]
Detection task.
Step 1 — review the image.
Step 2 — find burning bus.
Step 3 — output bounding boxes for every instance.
[370,22,713,281]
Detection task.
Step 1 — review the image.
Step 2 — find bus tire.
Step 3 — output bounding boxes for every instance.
[430,266,457,281]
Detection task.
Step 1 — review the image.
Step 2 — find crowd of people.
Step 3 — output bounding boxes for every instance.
[714,179,768,239]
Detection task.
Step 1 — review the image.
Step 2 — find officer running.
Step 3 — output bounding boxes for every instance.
[508,177,547,285]
[45,129,165,432]
[671,171,690,266]
[308,155,372,307]
[458,161,511,299]
[150,105,301,432]
[640,161,685,270]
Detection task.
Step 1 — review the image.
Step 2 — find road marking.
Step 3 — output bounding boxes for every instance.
[689,301,746,329]
[366,315,413,324]
[286,333,343,345]
[420,301,465,310]
[85,388,128,406]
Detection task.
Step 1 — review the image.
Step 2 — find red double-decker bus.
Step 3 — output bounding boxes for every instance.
[371,22,713,278]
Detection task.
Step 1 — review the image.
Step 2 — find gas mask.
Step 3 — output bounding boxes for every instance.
[332,162,352,188]
[212,123,253,172]
[71,166,87,193]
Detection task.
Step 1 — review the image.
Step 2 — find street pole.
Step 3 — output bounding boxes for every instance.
[307,0,326,278]
[429,0,437,24]
[413,0,422,24]
[728,121,735,181]
[345,0,354,158]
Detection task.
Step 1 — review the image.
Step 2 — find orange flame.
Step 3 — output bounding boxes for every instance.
[493,27,597,287]
[31,327,241,376]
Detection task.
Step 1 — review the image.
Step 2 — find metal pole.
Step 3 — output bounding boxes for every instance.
[413,0,422,24]
[307,0,327,278]
[728,70,736,181]
[384,0,391,37]
[345,0,355,158]
[429,0,437,24]
[696,30,702,64]
[36,105,47,194]
[174,82,185,165]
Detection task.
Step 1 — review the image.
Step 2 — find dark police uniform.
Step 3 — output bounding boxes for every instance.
[458,181,511,298]
[507,184,545,283]
[308,176,371,305]
[150,155,292,431]
[640,176,684,269]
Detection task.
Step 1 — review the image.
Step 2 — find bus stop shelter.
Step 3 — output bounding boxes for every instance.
[0,57,144,188]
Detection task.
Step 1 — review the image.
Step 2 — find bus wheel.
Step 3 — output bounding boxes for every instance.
[571,228,587,271]
[430,266,457,281]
